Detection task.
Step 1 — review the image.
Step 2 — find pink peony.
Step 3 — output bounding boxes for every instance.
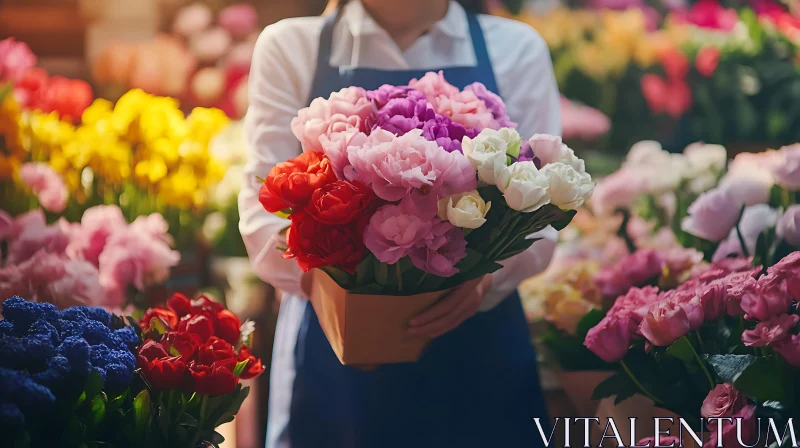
[701,383,748,419]
[773,144,800,190]
[217,3,259,39]
[408,71,459,100]
[98,229,181,301]
[773,334,800,368]
[346,129,476,202]
[407,220,467,277]
[65,205,128,266]
[6,214,71,265]
[0,251,104,309]
[595,249,665,298]
[639,297,692,346]
[19,163,68,213]
[712,204,779,262]
[172,3,213,37]
[431,90,496,130]
[740,279,793,321]
[777,205,800,247]
[719,150,782,206]
[590,168,647,216]
[364,197,435,265]
[742,314,799,347]
[292,87,376,153]
[0,37,36,82]
[584,314,639,363]
[663,247,704,276]
[527,134,565,166]
[560,96,611,141]
[681,188,741,242]
[319,129,361,179]
[130,213,173,244]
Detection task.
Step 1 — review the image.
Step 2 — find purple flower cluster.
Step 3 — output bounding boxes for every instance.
[464,82,516,129]
[366,84,479,153]
[0,296,137,430]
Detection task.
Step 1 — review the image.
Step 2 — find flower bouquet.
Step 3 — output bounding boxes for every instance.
[258,72,593,365]
[1,292,264,448]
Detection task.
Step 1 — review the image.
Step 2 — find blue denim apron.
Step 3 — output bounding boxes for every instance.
[276,11,550,448]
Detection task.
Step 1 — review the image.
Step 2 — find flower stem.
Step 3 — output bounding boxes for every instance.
[620,360,664,405]
[396,263,403,293]
[689,340,716,390]
[735,205,749,258]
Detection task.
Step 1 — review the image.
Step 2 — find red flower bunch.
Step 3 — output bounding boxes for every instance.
[14,68,93,122]
[641,47,693,119]
[259,152,378,273]
[137,293,264,395]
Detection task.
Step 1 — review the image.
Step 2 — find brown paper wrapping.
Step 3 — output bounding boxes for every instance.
[559,370,614,416]
[308,269,451,366]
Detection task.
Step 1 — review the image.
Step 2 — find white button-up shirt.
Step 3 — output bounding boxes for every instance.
[239,0,561,310]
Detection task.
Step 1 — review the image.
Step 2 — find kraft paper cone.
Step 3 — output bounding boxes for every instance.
[308,269,451,366]
[559,370,614,416]
[593,396,702,448]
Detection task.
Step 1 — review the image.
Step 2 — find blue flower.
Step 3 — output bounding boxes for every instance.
[0,320,17,337]
[0,367,56,414]
[114,327,139,351]
[30,355,71,390]
[89,344,110,366]
[29,319,60,346]
[1,297,42,332]
[82,320,117,347]
[58,336,91,376]
[104,363,134,390]
[0,400,24,429]
[107,349,136,370]
[83,307,111,327]
[21,334,56,369]
[58,319,84,338]
[0,335,26,370]
[37,302,59,325]
[59,307,88,322]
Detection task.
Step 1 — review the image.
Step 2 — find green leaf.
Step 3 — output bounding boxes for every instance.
[769,184,792,209]
[89,394,107,427]
[107,389,127,413]
[591,371,639,401]
[83,370,105,405]
[706,354,756,383]
[233,359,249,378]
[506,137,522,159]
[576,309,606,338]
[133,390,152,433]
[734,358,794,404]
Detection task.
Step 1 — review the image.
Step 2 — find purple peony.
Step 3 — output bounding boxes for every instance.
[421,114,479,153]
[464,82,516,129]
[373,97,437,135]
[367,85,426,110]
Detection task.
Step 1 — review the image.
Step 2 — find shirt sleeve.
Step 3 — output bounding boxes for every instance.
[480,19,563,311]
[238,22,315,298]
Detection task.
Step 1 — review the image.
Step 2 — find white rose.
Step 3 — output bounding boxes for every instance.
[624,141,670,168]
[462,127,521,185]
[528,134,586,174]
[497,161,551,212]
[437,190,492,229]
[684,142,727,174]
[540,162,594,210]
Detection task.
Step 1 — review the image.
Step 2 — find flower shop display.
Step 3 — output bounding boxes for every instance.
[0,205,179,311]
[258,72,593,365]
[91,2,258,119]
[1,292,264,448]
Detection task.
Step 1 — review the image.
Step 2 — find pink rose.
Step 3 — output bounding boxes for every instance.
[527,134,565,166]
[712,204,779,262]
[662,289,705,330]
[704,405,757,448]
[663,247,704,276]
[98,229,181,297]
[19,163,68,213]
[407,220,467,277]
[715,270,759,316]
[740,279,792,321]
[292,87,376,153]
[608,286,661,323]
[217,3,258,39]
[701,383,748,419]
[777,205,800,247]
[698,283,727,322]
[742,314,799,347]
[681,188,741,242]
[639,297,692,346]
[346,129,476,202]
[364,197,435,265]
[773,144,800,190]
[0,37,37,82]
[590,168,648,216]
[773,333,800,368]
[66,205,128,265]
[595,249,665,298]
[408,71,459,100]
[584,314,638,363]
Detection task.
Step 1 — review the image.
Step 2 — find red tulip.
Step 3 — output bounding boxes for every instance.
[189,358,237,395]
[137,355,187,390]
[237,345,265,380]
[215,309,242,345]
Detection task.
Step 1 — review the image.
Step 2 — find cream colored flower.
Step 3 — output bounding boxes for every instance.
[437,190,492,229]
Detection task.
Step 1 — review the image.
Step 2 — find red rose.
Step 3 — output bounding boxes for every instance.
[237,345,265,380]
[168,293,193,317]
[162,331,202,361]
[188,358,238,395]
[197,337,237,366]
[259,151,334,213]
[284,211,366,273]
[177,314,215,342]
[695,46,721,78]
[141,308,179,332]
[30,76,93,122]
[191,295,224,314]
[137,354,187,391]
[138,339,169,361]
[306,180,375,225]
[216,309,242,345]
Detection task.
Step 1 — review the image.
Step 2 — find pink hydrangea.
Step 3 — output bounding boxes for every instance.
[742,314,799,347]
[346,128,476,202]
[0,37,36,82]
[65,205,128,265]
[291,87,376,153]
[19,163,68,213]
[363,197,435,265]
[408,220,467,277]
[98,229,181,300]
[595,249,665,298]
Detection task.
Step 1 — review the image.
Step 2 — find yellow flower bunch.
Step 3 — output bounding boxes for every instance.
[0,90,24,180]
[519,260,602,334]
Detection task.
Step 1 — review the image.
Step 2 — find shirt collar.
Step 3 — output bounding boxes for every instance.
[342,0,469,40]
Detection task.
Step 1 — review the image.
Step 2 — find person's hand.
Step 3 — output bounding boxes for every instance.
[407,275,492,338]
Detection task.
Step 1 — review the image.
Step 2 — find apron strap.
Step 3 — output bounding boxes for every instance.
[465,12,498,93]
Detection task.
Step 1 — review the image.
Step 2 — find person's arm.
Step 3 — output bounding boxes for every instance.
[482,19,562,310]
[239,21,316,298]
